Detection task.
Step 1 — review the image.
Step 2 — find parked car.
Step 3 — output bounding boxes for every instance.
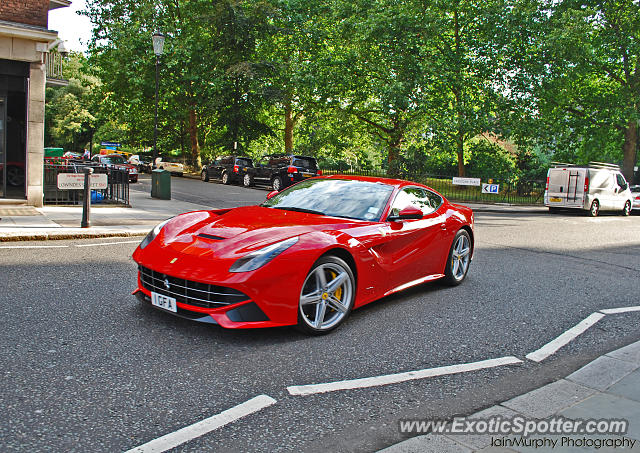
[201,156,254,186]
[132,176,474,334]
[130,155,153,174]
[91,153,138,183]
[630,185,640,213]
[544,162,633,216]
[250,155,321,191]
[155,158,184,176]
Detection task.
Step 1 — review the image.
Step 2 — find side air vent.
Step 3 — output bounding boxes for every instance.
[198,233,225,240]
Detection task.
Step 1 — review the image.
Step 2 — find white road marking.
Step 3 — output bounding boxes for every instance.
[600,306,640,315]
[75,240,141,247]
[526,312,605,362]
[124,395,276,453]
[0,245,69,249]
[287,356,523,396]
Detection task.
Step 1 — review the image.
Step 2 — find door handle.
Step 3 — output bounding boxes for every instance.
[440,223,447,230]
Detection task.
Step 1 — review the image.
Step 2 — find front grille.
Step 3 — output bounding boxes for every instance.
[139,265,249,308]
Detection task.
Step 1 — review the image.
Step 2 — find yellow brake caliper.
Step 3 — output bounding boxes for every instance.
[329,271,343,308]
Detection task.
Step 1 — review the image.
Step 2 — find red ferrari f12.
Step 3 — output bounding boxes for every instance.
[132,176,474,334]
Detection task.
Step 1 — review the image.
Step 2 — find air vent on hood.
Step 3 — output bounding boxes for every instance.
[198,233,225,241]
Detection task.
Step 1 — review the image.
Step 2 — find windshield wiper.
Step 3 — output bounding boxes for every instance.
[271,206,325,215]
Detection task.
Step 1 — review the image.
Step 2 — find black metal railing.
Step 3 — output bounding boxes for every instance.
[321,167,545,205]
[44,161,130,205]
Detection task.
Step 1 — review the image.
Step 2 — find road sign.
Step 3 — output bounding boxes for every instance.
[452,177,481,186]
[57,173,108,190]
[482,183,500,194]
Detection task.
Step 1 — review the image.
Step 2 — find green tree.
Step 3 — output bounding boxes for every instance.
[45,52,98,151]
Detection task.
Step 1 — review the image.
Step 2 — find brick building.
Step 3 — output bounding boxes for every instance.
[0,0,70,205]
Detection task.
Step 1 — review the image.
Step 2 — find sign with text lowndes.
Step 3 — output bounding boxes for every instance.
[57,173,108,190]
[452,177,481,186]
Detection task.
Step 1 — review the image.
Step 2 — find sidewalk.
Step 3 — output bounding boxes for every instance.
[0,189,213,241]
[380,340,640,453]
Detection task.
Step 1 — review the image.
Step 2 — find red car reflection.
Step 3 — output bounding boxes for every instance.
[132,176,474,334]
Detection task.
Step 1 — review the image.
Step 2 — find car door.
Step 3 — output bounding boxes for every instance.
[367,187,448,289]
[255,156,270,182]
[613,172,630,210]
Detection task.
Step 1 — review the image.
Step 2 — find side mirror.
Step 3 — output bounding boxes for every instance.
[388,206,423,221]
[266,190,279,200]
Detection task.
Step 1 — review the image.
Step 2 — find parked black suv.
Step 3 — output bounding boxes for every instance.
[251,155,320,191]
[201,156,255,186]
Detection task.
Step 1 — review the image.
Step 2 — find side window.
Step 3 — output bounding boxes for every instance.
[616,173,627,188]
[389,187,442,218]
[423,189,443,214]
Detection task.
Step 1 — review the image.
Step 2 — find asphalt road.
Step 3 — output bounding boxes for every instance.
[2,180,640,452]
[131,174,270,208]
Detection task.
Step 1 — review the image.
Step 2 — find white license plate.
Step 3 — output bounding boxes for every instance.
[151,292,177,313]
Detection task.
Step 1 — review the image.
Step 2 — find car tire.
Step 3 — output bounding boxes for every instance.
[243,173,253,187]
[201,170,209,182]
[622,201,631,216]
[443,229,472,286]
[588,200,599,217]
[222,172,231,185]
[549,207,559,214]
[272,176,283,191]
[296,255,355,335]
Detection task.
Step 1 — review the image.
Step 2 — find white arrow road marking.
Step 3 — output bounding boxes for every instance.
[526,312,605,362]
[124,395,277,453]
[287,356,523,396]
[600,306,640,315]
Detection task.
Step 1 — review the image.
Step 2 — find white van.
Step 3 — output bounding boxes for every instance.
[544,162,633,216]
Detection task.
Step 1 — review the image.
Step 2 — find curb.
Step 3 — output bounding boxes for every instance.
[0,230,148,242]
[378,340,640,453]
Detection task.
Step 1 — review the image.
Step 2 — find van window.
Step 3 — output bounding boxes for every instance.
[616,173,627,187]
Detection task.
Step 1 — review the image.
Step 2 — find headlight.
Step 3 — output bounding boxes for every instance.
[139,218,171,249]
[229,237,299,273]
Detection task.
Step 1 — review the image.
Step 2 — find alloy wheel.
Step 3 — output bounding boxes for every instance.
[299,260,354,331]
[451,234,471,281]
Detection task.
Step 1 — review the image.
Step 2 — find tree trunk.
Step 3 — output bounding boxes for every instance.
[387,133,403,177]
[622,119,637,183]
[189,109,201,169]
[284,101,294,154]
[456,133,465,177]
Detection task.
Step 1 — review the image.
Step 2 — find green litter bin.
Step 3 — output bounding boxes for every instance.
[151,169,171,199]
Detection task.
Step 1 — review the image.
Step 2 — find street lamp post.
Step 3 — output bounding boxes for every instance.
[151,31,165,173]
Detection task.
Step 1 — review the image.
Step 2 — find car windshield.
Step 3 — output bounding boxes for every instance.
[262,178,394,221]
[236,158,253,167]
[292,157,316,168]
[103,155,126,164]
[630,185,640,192]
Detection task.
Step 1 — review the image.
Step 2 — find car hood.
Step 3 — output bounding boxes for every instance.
[159,206,367,258]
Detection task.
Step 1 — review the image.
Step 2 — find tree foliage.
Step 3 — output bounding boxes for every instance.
[52,0,639,182]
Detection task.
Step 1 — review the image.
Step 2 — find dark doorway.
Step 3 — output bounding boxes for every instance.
[0,60,28,199]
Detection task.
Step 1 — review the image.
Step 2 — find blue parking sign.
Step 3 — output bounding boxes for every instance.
[482,183,499,194]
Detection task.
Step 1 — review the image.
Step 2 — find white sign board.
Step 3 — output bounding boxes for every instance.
[57,173,108,190]
[482,183,500,194]
[452,177,481,186]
